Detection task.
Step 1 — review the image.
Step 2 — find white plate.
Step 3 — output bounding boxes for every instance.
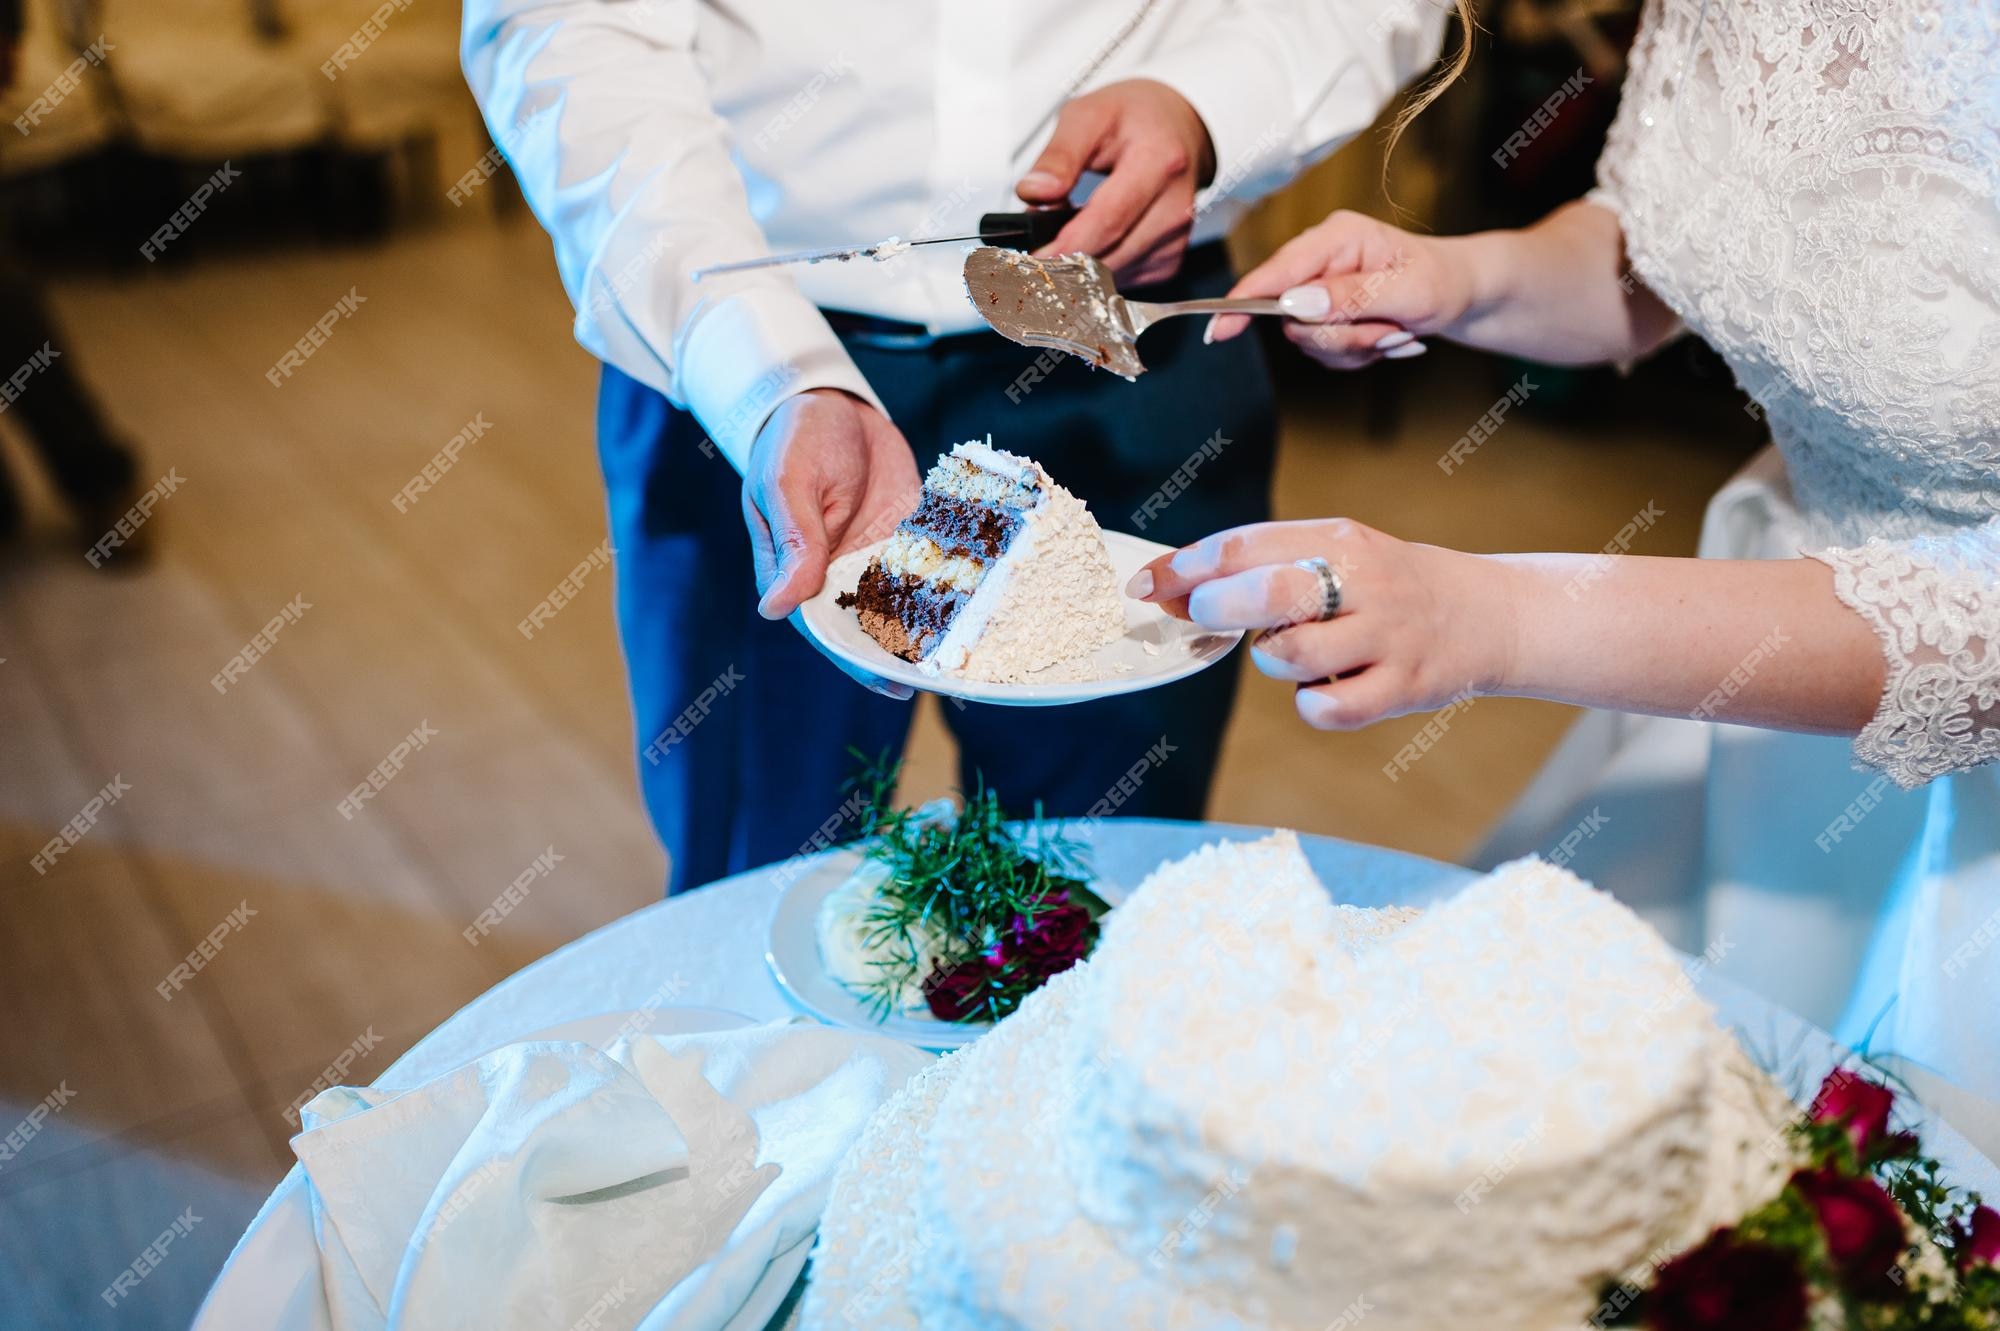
[798,529,1242,706]
[765,849,1125,1051]
[193,1006,805,1331]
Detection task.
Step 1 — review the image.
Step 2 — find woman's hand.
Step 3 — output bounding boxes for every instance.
[1129,519,1519,730]
[1206,211,1481,369]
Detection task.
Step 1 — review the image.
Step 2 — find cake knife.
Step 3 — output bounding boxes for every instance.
[691,206,1078,282]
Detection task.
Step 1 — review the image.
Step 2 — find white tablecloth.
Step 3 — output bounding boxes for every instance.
[201,819,2000,1328]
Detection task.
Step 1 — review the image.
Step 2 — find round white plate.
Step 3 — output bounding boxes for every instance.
[193,1006,805,1331]
[798,529,1242,706]
[765,849,1126,1051]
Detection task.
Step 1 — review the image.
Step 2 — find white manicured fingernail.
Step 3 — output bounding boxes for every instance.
[1374,331,1416,351]
[1279,285,1333,321]
[1202,316,1218,345]
[1126,569,1155,598]
[1382,341,1428,359]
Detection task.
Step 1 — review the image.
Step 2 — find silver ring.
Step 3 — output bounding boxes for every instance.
[1293,556,1343,621]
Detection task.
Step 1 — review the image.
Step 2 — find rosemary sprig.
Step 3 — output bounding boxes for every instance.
[840,749,1099,1025]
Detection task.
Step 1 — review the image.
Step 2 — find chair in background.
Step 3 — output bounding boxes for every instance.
[0,0,121,180]
[95,0,327,161]
[279,0,465,227]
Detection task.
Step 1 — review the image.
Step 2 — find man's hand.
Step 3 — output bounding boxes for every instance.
[1016,78,1216,288]
[743,389,921,696]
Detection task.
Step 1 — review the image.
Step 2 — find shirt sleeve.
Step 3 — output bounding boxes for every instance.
[459,0,883,472]
[1808,517,2000,789]
[1117,0,1450,212]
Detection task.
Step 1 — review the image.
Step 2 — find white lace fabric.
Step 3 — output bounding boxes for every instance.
[1590,0,2000,787]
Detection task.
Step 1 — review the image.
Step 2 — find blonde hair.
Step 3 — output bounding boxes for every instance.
[1382,0,1479,183]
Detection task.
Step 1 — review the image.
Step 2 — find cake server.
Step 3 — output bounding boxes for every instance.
[963,247,1321,379]
[691,207,1077,282]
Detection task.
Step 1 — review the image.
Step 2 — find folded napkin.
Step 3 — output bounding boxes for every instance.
[291,1020,930,1331]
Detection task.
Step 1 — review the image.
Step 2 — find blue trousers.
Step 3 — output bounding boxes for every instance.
[596,244,1277,894]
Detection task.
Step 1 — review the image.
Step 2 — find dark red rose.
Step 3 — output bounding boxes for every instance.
[990,895,1096,979]
[923,956,991,1022]
[1811,1069,1897,1158]
[1791,1167,1908,1299]
[1648,1230,1807,1331]
[1955,1204,2000,1272]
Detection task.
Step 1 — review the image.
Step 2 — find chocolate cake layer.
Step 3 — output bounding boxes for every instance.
[900,491,1022,559]
[838,565,970,663]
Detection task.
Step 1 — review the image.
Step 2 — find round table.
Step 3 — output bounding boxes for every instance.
[197,820,2000,1329]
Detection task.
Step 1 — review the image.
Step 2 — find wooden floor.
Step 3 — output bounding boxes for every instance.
[0,211,1744,1327]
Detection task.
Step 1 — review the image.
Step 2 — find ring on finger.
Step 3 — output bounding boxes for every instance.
[1292,556,1344,623]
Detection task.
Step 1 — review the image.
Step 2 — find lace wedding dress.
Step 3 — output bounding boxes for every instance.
[1481,0,2000,1138]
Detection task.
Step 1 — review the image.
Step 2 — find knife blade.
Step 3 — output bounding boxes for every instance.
[690,206,1077,282]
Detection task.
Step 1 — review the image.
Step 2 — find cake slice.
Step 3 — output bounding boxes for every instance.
[838,439,1127,681]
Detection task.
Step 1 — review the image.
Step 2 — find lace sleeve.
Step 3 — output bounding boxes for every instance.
[1809,518,2000,789]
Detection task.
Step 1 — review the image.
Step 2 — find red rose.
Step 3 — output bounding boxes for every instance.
[923,956,991,1022]
[1791,1167,1908,1299]
[1955,1204,2000,1272]
[1811,1069,1898,1159]
[1648,1230,1808,1331]
[990,896,1096,979]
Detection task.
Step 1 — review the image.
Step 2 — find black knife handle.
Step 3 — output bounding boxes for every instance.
[978,205,1078,251]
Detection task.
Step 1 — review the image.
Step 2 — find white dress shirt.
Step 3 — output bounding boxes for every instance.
[460,0,1447,469]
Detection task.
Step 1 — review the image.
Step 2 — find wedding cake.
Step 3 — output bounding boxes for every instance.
[803,832,1794,1331]
[836,439,1126,681]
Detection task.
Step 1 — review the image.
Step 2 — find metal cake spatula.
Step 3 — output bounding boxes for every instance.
[963,247,1313,379]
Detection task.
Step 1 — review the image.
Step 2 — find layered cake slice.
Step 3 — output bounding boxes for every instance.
[837,439,1127,682]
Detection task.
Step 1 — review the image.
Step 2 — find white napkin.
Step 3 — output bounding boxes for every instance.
[290,1021,930,1331]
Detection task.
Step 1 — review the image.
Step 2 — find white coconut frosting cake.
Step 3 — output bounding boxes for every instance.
[801,833,1795,1331]
[837,440,1126,682]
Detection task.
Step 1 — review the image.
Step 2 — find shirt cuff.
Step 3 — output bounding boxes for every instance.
[1124,37,1297,212]
[676,285,885,473]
